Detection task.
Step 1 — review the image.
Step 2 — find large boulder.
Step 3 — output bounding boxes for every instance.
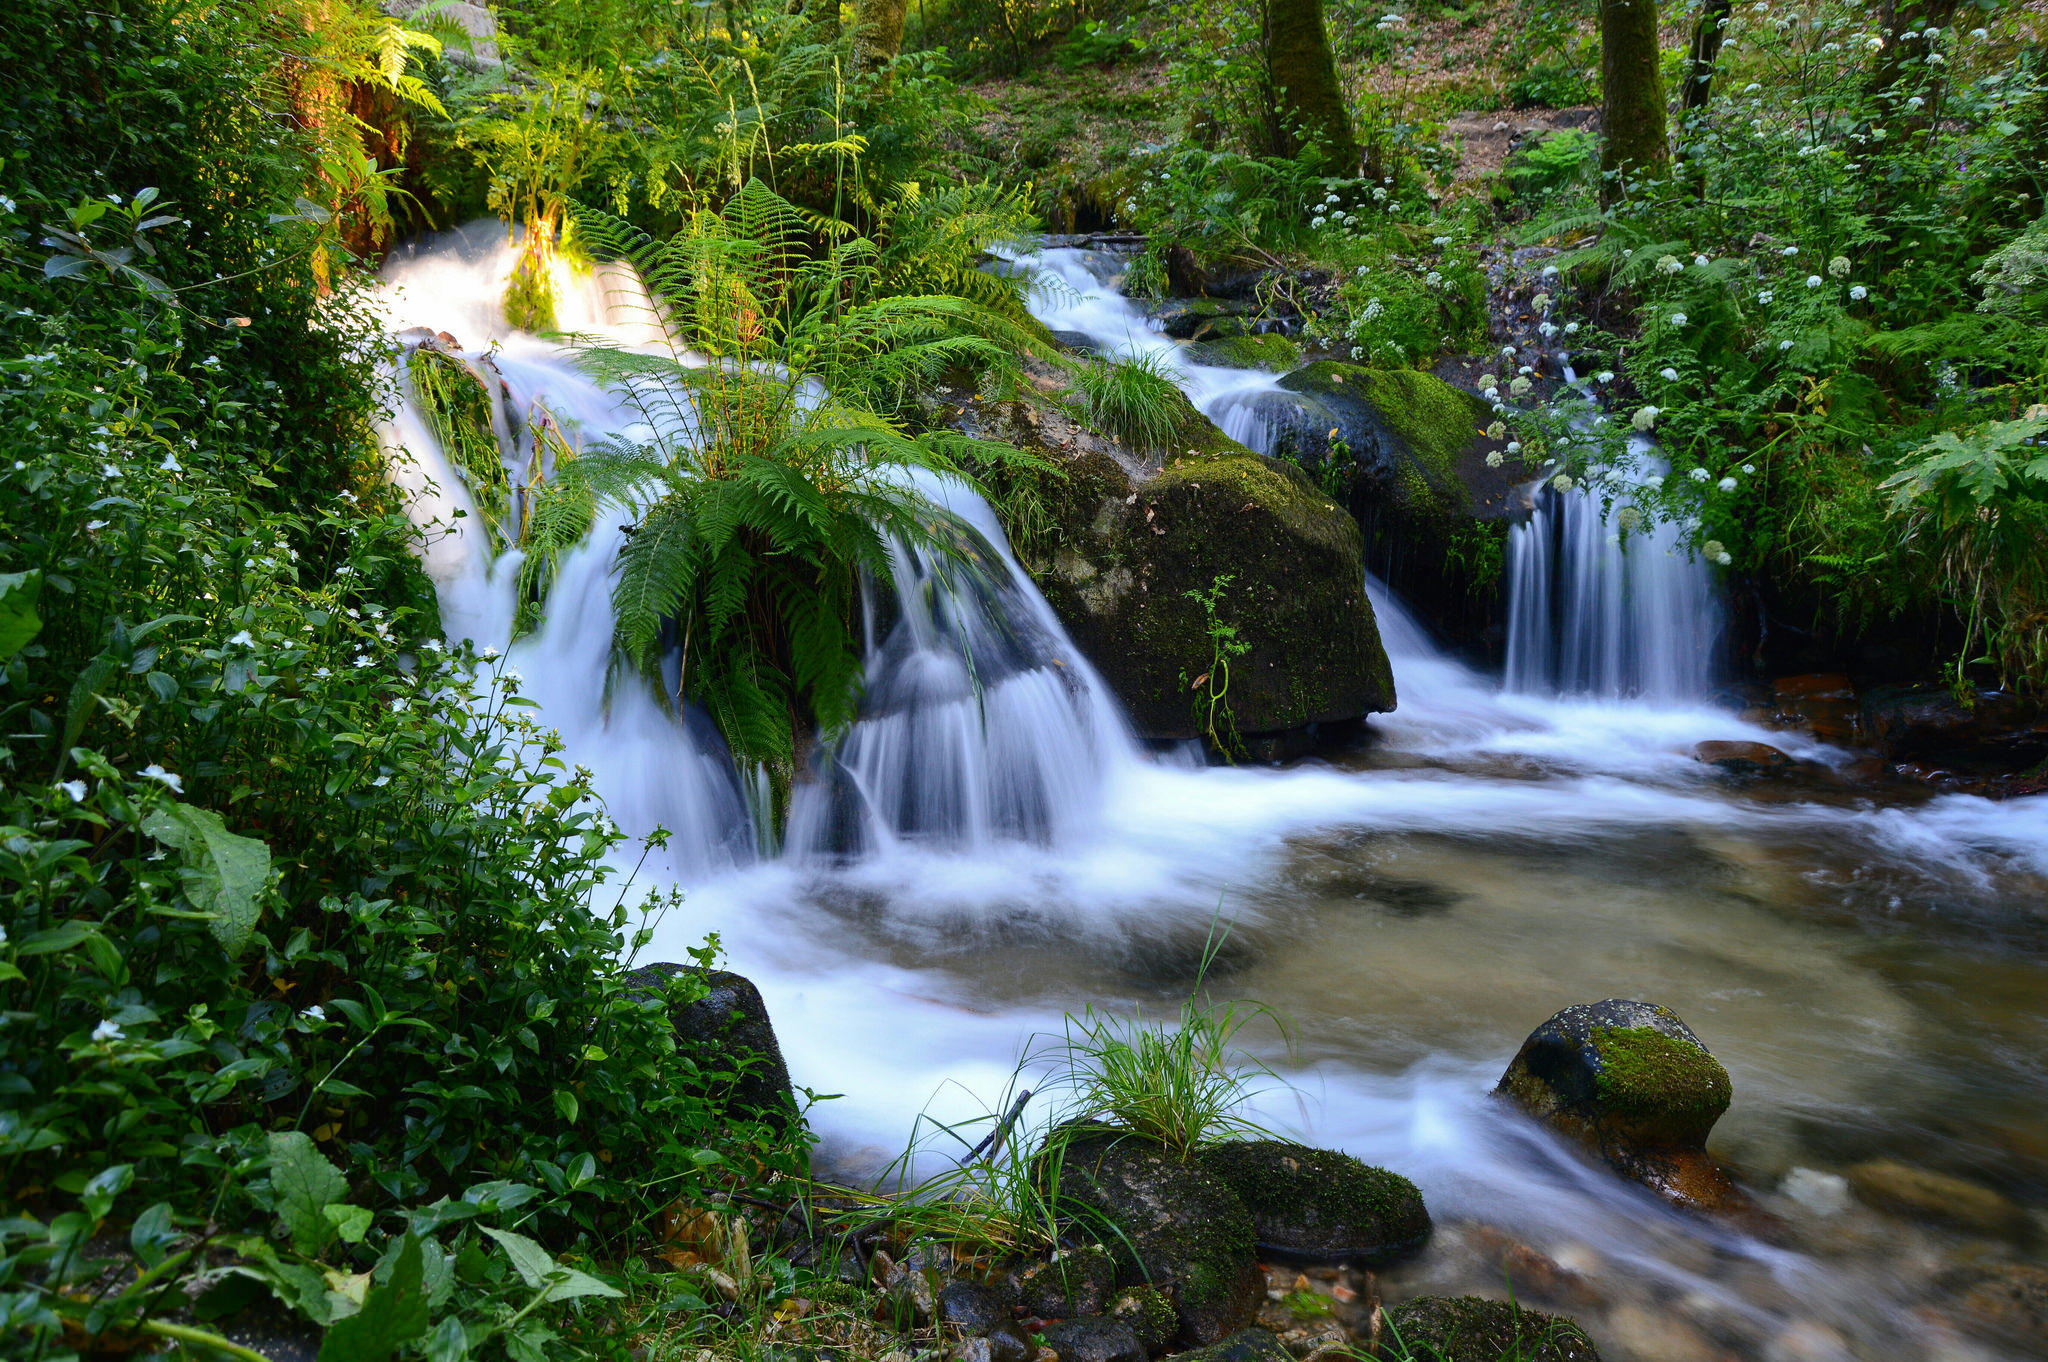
[1049,1128,1263,1346]
[1495,1000,1737,1211]
[1860,685,2048,772]
[1263,363,1517,658]
[1382,1296,1602,1362]
[625,964,798,1127]
[956,364,1393,747]
[1198,1141,1431,1266]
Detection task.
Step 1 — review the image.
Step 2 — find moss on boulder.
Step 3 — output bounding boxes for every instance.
[1383,1296,1603,1362]
[1496,1000,1740,1211]
[1198,1140,1431,1266]
[1049,1128,1262,1347]
[1185,333,1301,371]
[1160,1328,1292,1362]
[955,362,1394,745]
[1106,1285,1179,1356]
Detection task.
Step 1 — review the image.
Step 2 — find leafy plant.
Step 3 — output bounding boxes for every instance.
[1068,349,1187,456]
[1179,575,1252,761]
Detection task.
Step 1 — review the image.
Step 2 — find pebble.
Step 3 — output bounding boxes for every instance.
[1605,1302,1721,1362]
[1781,1168,1852,1217]
[1764,1321,1855,1362]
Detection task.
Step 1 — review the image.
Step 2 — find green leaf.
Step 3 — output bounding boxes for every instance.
[552,1089,579,1125]
[267,1131,349,1256]
[324,1203,374,1245]
[480,1226,623,1303]
[318,1234,429,1362]
[0,570,41,661]
[141,800,271,956]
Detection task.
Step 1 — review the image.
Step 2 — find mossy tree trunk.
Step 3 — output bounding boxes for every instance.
[1681,0,1731,114]
[852,0,907,73]
[1264,0,1359,172]
[1598,0,1669,206]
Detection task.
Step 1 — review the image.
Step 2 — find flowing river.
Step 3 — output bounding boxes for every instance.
[374,226,2048,1362]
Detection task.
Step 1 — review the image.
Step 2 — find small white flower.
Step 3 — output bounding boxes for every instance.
[391,698,407,712]
[1501,345,1517,356]
[1551,473,1575,492]
[1506,441,1523,454]
[1828,256,1852,278]
[1694,254,1710,269]
[1597,370,1615,383]
[139,764,183,793]
[1542,265,1560,279]
[1657,254,1684,275]
[1849,284,1868,301]
[85,519,109,532]
[1660,367,1679,382]
[102,462,121,479]
[58,779,87,802]
[1758,290,1774,304]
[1312,216,1327,229]
[1805,275,1822,288]
[1645,474,1665,489]
[1670,312,1689,326]
[1779,339,1795,351]
[1715,550,1733,566]
[1741,463,1755,474]
[1509,376,1534,396]
[1689,467,1711,483]
[1532,292,1552,311]
[228,630,254,648]
[1485,421,1506,439]
[1718,476,1739,492]
[1486,451,1505,467]
[314,667,331,678]
[93,1019,124,1043]
[1780,245,1799,257]
[160,453,182,473]
[1906,95,1925,108]
[1633,406,1660,431]
[304,1004,326,1022]
[1564,322,1580,335]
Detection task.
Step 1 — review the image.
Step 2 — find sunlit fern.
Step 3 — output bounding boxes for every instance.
[563,181,1055,803]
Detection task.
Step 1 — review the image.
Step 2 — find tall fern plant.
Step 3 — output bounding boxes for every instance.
[565,182,1051,809]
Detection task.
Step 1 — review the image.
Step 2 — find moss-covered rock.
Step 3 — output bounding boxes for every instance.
[1049,1128,1262,1346]
[1383,1296,1603,1362]
[1160,1328,1292,1362]
[1185,333,1302,371]
[624,964,797,1129]
[1013,1245,1120,1319]
[1149,297,1249,341]
[1198,1141,1431,1266]
[1496,1000,1739,1211]
[955,362,1394,746]
[1106,1285,1178,1356]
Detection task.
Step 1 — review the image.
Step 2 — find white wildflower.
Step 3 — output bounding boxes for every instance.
[1805,275,1822,288]
[1509,376,1534,397]
[92,1019,124,1043]
[1780,245,1799,257]
[1758,290,1774,304]
[58,780,87,803]
[1656,254,1684,275]
[1532,291,1552,311]
[160,453,181,473]
[1689,467,1711,482]
[1506,441,1523,454]
[1742,463,1755,474]
[304,1004,327,1021]
[1718,476,1739,492]
[1660,366,1679,382]
[1564,322,1580,335]
[1486,421,1507,439]
[1551,473,1574,491]
[1597,370,1615,383]
[1849,284,1868,301]
[139,764,183,792]
[228,630,254,648]
[1633,406,1660,431]
[1670,312,1689,326]
[1779,340,1795,351]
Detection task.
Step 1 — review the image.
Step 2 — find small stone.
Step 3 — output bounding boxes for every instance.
[1952,1262,2048,1352]
[1763,1320,1853,1362]
[1692,740,1794,775]
[1604,1303,1716,1362]
[1779,1168,1851,1217]
[1041,1317,1147,1362]
[939,1281,1010,1334]
[986,1324,1033,1362]
[953,1339,997,1362]
[1846,1160,2029,1238]
[1106,1285,1177,1356]
[1013,1245,1118,1319]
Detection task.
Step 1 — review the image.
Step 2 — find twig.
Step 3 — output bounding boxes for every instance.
[961,1088,1032,1165]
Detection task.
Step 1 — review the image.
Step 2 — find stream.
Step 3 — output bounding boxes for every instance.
[374,227,2048,1362]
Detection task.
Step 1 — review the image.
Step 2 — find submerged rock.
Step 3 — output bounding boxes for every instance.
[625,964,797,1126]
[1042,1316,1148,1362]
[1496,1000,1738,1211]
[1050,1128,1263,1345]
[1691,740,1793,775]
[1199,1141,1431,1266]
[1861,684,2048,771]
[1948,1261,2048,1353]
[1844,1160,2031,1239]
[956,361,1394,747]
[1186,334,1302,371]
[1381,1296,1602,1362]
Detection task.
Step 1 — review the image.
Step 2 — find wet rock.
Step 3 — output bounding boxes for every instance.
[1950,1262,2048,1352]
[1464,1227,1600,1308]
[1164,1327,1293,1362]
[1050,1128,1263,1345]
[1844,1160,2031,1239]
[1381,1296,1602,1361]
[1495,1000,1739,1212]
[1602,1303,1718,1362]
[958,360,1393,746]
[1014,1246,1119,1319]
[1151,298,1250,342]
[987,1322,1035,1362]
[624,964,797,1127]
[1199,1141,1431,1266]
[953,1338,1000,1362]
[1042,1316,1148,1362]
[939,1280,1012,1334]
[1253,1279,1350,1359]
[1106,1285,1178,1355]
[1052,330,1105,355]
[1761,1320,1853,1362]
[1861,685,2048,769]
[1691,740,1794,775]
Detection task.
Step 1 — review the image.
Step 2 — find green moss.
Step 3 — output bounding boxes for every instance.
[1384,1296,1602,1362]
[1352,368,1489,490]
[1274,363,1483,523]
[1108,1285,1179,1354]
[1186,333,1302,371]
[1200,1141,1430,1264]
[1590,1025,1732,1136]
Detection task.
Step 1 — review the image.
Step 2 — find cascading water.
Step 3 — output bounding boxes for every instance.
[1503,463,1723,702]
[376,224,1135,876]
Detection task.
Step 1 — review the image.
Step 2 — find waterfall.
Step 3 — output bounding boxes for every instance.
[374,223,1136,876]
[1503,464,1723,704]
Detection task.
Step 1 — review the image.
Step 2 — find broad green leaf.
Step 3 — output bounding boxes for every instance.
[324,1203,374,1245]
[267,1131,349,1256]
[480,1226,623,1302]
[0,570,41,660]
[318,1234,429,1362]
[141,800,271,956]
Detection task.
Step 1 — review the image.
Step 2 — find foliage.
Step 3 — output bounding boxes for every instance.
[1177,577,1253,761]
[1508,0,2048,686]
[563,185,1050,801]
[0,4,812,1356]
[1068,349,1187,456]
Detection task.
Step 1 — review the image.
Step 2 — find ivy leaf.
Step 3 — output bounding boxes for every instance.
[318,1234,430,1362]
[480,1226,623,1303]
[140,800,271,956]
[0,570,41,661]
[267,1131,349,1256]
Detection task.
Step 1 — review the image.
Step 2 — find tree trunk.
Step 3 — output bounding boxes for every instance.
[1599,0,1670,206]
[852,0,907,74]
[1265,0,1358,172]
[1682,0,1730,114]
